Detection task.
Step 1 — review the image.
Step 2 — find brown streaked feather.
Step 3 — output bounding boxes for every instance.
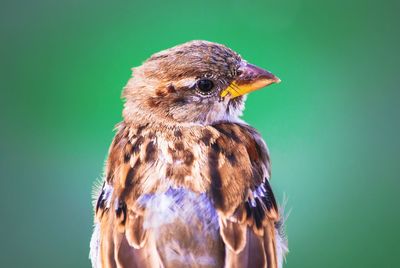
[95,123,163,267]
[224,227,266,268]
[211,123,282,267]
[94,121,284,267]
[208,123,278,219]
[264,220,278,268]
[113,232,137,267]
[99,211,117,268]
[219,217,247,253]
[223,222,279,268]
[114,230,162,268]
[125,211,147,249]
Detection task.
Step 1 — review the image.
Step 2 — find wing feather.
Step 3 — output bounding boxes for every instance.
[91,122,287,268]
[94,123,163,268]
[212,123,287,268]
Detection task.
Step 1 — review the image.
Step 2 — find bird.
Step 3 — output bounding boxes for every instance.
[90,40,288,268]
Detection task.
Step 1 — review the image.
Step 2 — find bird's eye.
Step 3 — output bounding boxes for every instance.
[196,79,214,94]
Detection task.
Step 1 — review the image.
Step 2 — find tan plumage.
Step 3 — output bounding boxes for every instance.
[90,40,287,268]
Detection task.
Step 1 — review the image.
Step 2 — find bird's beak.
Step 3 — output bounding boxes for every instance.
[221,62,280,99]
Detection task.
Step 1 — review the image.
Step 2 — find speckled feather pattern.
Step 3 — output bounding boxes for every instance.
[90,40,287,268]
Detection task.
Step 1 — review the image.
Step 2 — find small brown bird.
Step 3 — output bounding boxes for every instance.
[90,40,287,268]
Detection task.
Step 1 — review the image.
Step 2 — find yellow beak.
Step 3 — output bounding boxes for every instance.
[220,62,281,98]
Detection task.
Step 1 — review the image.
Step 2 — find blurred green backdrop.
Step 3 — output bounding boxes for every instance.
[1,0,399,267]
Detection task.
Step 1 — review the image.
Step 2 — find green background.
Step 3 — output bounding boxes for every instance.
[1,0,399,267]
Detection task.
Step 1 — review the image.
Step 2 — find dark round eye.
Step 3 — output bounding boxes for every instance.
[196,79,214,94]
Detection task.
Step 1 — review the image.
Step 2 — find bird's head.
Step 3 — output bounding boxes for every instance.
[123,40,280,126]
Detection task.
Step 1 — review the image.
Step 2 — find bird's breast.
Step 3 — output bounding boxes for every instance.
[138,188,225,267]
